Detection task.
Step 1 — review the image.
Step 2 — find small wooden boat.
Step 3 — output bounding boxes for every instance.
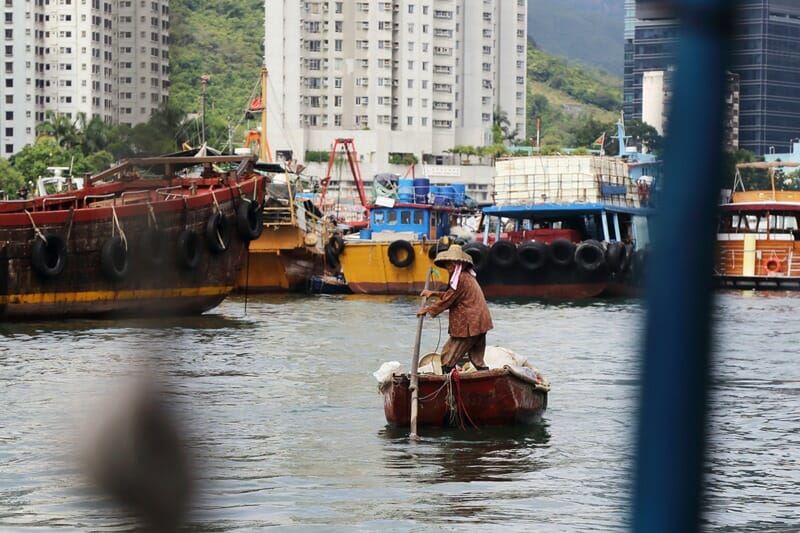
[380,367,550,428]
[0,152,266,319]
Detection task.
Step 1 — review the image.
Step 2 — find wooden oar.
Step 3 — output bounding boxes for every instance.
[410,267,434,440]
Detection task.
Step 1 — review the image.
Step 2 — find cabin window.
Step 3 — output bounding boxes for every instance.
[414,210,425,224]
[387,211,397,224]
[401,210,411,224]
[374,210,385,225]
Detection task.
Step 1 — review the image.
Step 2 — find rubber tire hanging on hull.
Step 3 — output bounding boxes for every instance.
[325,234,345,272]
[388,239,415,268]
[206,212,232,254]
[31,233,66,279]
[428,241,450,260]
[574,240,606,273]
[100,236,130,282]
[549,238,576,267]
[236,201,264,241]
[462,242,490,272]
[490,240,517,268]
[517,240,548,272]
[177,230,201,270]
[605,241,628,273]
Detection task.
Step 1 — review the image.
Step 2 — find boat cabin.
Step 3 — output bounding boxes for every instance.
[369,205,452,239]
[477,204,651,248]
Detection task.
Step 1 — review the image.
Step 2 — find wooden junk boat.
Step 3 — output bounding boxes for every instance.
[0,152,266,319]
[377,349,551,428]
[715,160,800,290]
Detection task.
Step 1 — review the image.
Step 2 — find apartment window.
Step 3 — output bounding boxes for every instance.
[335,2,342,13]
[335,39,342,51]
[421,117,427,126]
[5,127,12,136]
[422,24,429,33]
[407,116,413,126]
[335,21,342,32]
[408,4,413,13]
[407,79,414,88]
[5,111,11,120]
[5,144,12,154]
[407,60,413,69]
[407,23,414,32]
[308,58,321,70]
[407,98,412,106]
[334,77,342,88]
[334,95,342,107]
[334,114,342,126]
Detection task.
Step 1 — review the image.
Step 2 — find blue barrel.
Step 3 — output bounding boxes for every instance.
[359,228,372,240]
[398,178,414,203]
[451,184,466,206]
[413,177,430,204]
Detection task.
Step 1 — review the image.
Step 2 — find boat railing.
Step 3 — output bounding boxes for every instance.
[119,190,154,205]
[41,195,78,211]
[156,185,185,200]
[716,243,796,276]
[83,193,117,208]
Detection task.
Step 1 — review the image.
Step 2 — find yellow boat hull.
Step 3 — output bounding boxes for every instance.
[235,226,324,292]
[339,240,448,294]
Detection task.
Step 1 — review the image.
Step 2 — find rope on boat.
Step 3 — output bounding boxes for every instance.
[24,210,47,243]
[210,187,221,213]
[146,203,159,229]
[111,205,128,249]
[446,369,479,430]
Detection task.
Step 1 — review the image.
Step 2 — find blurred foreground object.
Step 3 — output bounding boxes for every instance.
[83,376,193,531]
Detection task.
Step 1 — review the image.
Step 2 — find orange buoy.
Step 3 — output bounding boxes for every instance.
[763,257,782,274]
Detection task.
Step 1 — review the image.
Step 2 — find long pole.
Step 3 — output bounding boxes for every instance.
[409,267,433,440]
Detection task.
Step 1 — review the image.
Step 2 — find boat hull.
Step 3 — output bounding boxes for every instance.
[236,225,324,292]
[0,158,264,320]
[339,240,448,295]
[381,368,548,428]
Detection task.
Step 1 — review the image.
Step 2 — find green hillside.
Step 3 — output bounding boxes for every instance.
[525,43,623,148]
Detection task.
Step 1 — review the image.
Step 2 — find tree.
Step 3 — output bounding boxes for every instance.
[624,119,663,155]
[36,111,81,150]
[9,139,78,183]
[0,158,26,198]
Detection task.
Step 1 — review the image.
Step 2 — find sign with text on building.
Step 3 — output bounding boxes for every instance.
[422,165,461,177]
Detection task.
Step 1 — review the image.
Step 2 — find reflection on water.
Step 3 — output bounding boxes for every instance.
[379,423,551,484]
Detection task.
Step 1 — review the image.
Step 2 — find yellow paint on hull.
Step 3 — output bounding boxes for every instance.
[0,285,232,305]
[339,241,448,294]
[235,226,324,292]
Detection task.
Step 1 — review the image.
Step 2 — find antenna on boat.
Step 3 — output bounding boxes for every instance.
[201,75,209,145]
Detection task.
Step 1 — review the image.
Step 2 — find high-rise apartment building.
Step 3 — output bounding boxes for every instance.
[0,0,170,156]
[264,0,527,166]
[624,0,800,156]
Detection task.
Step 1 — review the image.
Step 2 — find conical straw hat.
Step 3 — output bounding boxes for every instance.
[434,244,473,267]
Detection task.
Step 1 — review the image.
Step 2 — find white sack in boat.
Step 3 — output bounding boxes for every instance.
[373,361,404,385]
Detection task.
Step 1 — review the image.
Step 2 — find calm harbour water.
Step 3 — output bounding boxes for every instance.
[0,291,798,532]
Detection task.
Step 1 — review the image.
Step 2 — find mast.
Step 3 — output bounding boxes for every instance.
[260,66,272,162]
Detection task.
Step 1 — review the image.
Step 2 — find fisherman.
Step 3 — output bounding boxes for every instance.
[416,245,494,373]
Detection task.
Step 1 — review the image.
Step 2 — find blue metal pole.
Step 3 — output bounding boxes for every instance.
[633,1,737,532]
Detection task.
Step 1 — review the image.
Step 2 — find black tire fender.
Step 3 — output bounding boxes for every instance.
[236,201,264,241]
[100,236,130,281]
[605,241,628,273]
[574,240,606,272]
[206,212,232,254]
[177,230,201,270]
[462,242,490,272]
[427,241,450,260]
[388,239,415,268]
[490,239,517,268]
[31,233,66,279]
[549,238,576,267]
[517,240,548,272]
